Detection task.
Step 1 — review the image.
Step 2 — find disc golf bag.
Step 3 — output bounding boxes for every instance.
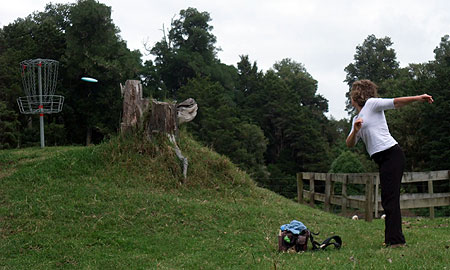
[278,220,342,252]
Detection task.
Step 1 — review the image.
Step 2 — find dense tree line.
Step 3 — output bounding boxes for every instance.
[1,1,449,196]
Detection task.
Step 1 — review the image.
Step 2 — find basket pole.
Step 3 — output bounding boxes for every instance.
[38,61,45,148]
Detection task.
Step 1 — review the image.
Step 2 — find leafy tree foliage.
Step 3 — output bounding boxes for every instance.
[177,76,268,177]
[150,7,219,98]
[236,57,333,182]
[62,0,142,145]
[329,151,364,173]
[235,55,265,122]
[420,35,450,170]
[140,60,167,100]
[148,8,269,177]
[344,35,400,111]
[0,102,20,149]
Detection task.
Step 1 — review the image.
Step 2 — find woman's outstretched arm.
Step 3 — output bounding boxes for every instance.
[394,94,434,108]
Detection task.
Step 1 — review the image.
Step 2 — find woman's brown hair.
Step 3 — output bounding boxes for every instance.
[350,80,378,107]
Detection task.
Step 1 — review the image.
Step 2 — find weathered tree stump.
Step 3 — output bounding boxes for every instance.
[146,100,177,136]
[144,100,187,179]
[120,80,149,133]
[120,80,198,181]
[176,98,198,124]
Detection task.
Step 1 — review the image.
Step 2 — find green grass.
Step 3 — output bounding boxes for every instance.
[1,132,449,269]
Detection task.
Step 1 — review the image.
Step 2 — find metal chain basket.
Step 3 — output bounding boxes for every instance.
[17,58,65,148]
[17,59,64,114]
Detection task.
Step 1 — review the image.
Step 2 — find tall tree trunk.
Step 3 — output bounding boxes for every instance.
[27,116,32,129]
[86,127,92,146]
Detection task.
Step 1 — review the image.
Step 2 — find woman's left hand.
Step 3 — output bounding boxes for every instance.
[419,94,434,104]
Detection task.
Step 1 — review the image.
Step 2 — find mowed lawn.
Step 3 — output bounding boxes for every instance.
[1,135,449,269]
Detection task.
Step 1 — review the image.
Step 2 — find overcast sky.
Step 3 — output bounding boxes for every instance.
[2,0,449,120]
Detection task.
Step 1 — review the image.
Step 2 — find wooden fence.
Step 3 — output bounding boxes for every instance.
[296,171,450,222]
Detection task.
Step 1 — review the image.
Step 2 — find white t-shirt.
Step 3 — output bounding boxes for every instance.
[349,98,397,157]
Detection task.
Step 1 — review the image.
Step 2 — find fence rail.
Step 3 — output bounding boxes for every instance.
[297,170,450,221]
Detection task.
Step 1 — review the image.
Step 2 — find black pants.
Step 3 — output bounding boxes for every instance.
[372,144,406,245]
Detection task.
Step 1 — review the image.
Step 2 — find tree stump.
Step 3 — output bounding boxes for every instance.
[120,80,149,133]
[144,100,188,180]
[120,80,198,135]
[120,80,198,182]
[146,100,177,136]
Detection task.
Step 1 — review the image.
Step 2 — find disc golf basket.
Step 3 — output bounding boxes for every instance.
[17,58,64,148]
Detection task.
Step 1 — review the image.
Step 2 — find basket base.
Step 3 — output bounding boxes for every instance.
[17,95,64,114]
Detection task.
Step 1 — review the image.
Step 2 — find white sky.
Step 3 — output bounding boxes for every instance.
[1,0,449,120]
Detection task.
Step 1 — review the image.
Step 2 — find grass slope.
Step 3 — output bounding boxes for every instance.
[0,133,449,269]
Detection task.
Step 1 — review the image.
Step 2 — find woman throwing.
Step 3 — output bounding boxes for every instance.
[346,80,434,248]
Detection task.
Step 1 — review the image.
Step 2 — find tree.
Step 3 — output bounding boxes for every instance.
[344,35,399,112]
[236,59,332,180]
[269,59,330,172]
[329,150,369,196]
[147,8,270,177]
[62,0,142,145]
[235,55,264,122]
[150,7,219,98]
[232,59,332,197]
[177,76,268,177]
[329,151,364,173]
[420,35,450,170]
[140,60,167,100]
[236,55,263,96]
[0,102,20,149]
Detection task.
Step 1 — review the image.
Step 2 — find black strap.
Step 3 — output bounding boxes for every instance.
[310,234,342,251]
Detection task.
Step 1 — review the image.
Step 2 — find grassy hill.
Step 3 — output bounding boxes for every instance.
[1,132,449,269]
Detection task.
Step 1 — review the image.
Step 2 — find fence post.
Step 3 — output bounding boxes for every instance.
[297,173,303,204]
[428,180,435,219]
[325,174,331,212]
[374,175,379,218]
[365,175,373,222]
[342,175,347,215]
[309,174,315,207]
[331,175,335,211]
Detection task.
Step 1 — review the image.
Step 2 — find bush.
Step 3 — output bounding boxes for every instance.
[329,150,364,173]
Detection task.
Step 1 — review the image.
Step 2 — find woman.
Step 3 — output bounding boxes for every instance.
[346,79,433,248]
